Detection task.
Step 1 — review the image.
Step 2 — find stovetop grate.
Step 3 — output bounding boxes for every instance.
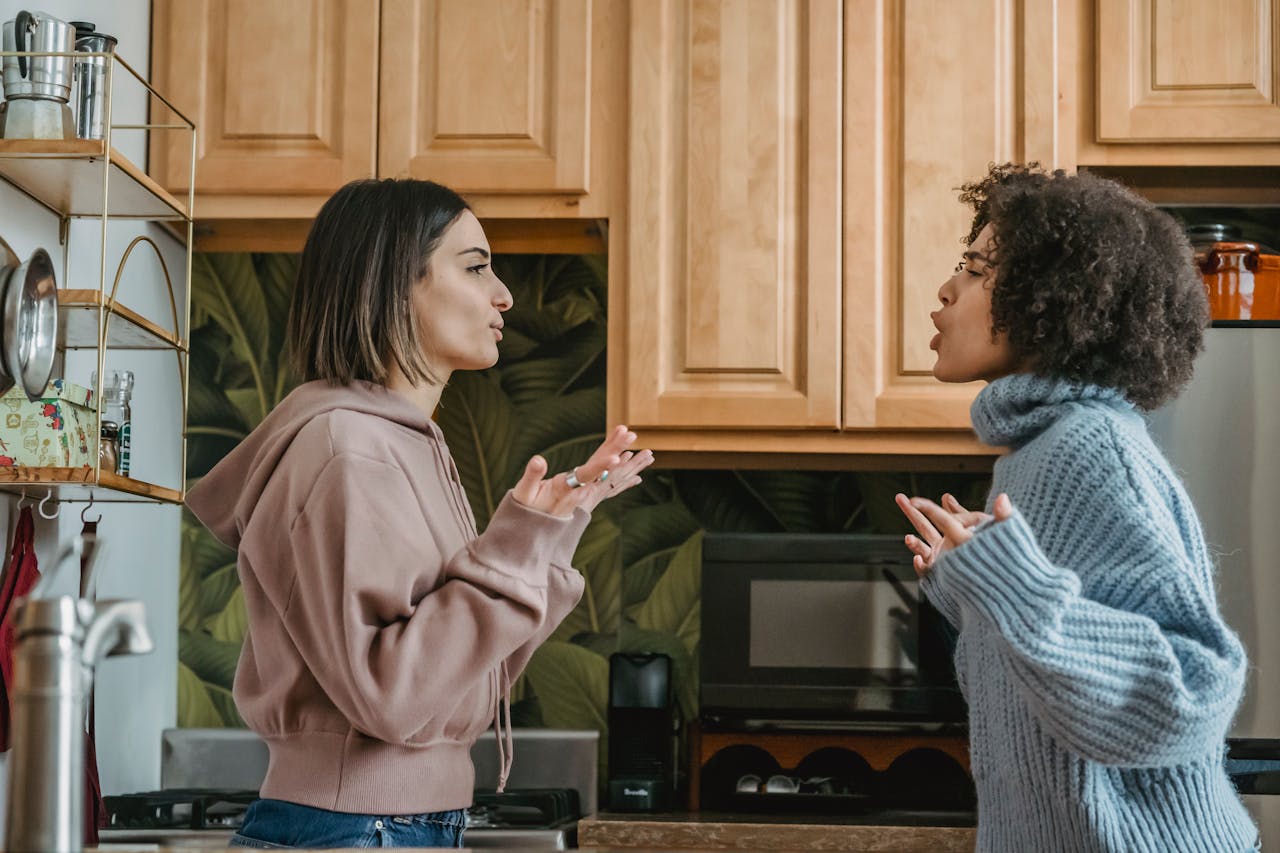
[103,787,582,832]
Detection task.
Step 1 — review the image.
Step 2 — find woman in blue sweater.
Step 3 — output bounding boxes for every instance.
[895,164,1259,852]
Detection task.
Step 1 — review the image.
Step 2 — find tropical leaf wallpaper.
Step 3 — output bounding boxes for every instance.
[179,251,990,782]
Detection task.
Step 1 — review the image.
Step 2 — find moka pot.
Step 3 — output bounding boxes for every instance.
[1,10,75,139]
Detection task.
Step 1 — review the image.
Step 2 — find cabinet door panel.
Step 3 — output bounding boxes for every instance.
[379,0,591,194]
[1097,0,1280,142]
[150,0,378,195]
[623,0,841,429]
[845,0,1071,429]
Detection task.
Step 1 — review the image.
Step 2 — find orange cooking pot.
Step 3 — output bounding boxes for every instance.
[1197,242,1280,322]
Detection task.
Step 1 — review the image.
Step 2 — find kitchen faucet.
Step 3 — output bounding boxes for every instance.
[3,533,153,853]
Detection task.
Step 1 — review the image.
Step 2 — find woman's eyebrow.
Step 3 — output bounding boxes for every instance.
[458,247,491,259]
[963,250,991,263]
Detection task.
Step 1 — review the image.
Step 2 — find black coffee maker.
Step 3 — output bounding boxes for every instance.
[607,652,677,811]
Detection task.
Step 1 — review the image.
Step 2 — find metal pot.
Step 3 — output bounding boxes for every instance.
[0,237,60,401]
[1198,242,1280,322]
[2,10,75,102]
[0,11,76,139]
[0,238,18,397]
[2,248,59,400]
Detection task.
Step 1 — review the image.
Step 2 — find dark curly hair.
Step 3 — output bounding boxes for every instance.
[958,163,1208,410]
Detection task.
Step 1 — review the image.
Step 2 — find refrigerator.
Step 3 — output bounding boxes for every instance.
[1147,325,1280,840]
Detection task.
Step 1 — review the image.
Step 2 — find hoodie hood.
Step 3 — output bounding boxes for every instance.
[186,380,437,549]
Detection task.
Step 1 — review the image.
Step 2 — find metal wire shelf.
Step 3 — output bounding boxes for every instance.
[0,49,194,505]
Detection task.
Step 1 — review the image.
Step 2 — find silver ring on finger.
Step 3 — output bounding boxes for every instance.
[565,467,584,489]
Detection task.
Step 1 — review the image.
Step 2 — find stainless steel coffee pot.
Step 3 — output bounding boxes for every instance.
[3,10,74,101]
[2,536,154,853]
[1,10,76,139]
[72,24,116,140]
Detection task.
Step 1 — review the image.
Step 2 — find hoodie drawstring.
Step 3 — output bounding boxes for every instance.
[492,662,514,792]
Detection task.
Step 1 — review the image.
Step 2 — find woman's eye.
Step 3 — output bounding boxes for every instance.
[467,264,489,275]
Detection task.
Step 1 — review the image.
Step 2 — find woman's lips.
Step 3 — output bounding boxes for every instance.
[930,332,941,351]
[492,327,503,341]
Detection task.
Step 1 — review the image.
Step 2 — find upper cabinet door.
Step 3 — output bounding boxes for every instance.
[378,0,592,194]
[844,0,1073,429]
[150,0,379,196]
[1097,0,1280,142]
[622,0,842,430]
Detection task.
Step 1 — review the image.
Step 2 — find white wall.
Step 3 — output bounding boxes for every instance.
[0,0,184,830]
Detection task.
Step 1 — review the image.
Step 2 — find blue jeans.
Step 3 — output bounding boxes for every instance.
[228,798,466,849]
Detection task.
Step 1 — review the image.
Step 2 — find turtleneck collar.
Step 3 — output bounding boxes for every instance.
[970,373,1137,448]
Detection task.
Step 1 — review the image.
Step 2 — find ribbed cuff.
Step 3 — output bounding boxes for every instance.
[549,507,592,568]
[920,573,963,628]
[932,512,1080,641]
[469,492,578,585]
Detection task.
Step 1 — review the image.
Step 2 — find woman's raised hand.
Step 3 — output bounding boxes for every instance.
[574,448,655,513]
[894,491,1013,577]
[511,425,643,517]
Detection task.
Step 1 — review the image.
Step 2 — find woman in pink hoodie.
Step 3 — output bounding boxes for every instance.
[186,178,652,849]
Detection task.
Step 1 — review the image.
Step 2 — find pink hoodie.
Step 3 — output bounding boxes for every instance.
[185,380,587,814]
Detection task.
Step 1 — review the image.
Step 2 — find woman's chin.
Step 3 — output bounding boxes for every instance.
[932,361,961,383]
[931,363,984,385]
[455,347,500,371]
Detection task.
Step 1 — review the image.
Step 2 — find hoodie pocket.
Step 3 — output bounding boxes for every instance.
[435,667,497,744]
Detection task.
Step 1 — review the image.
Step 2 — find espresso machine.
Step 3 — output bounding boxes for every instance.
[1,10,76,139]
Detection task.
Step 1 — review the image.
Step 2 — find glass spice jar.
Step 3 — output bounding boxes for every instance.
[99,420,119,473]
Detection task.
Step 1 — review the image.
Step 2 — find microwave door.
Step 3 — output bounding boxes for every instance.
[700,534,965,725]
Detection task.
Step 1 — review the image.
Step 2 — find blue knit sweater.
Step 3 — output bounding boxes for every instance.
[922,374,1259,852]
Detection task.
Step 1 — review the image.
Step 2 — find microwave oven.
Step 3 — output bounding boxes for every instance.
[700,532,965,726]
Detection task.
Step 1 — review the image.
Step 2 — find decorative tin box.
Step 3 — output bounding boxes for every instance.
[0,379,97,468]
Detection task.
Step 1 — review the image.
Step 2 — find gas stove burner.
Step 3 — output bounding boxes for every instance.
[468,788,581,829]
[103,788,257,830]
[104,787,582,834]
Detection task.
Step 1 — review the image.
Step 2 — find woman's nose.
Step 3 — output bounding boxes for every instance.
[494,279,514,311]
[937,276,955,306]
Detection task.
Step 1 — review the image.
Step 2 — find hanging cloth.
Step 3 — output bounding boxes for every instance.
[81,514,107,846]
[0,506,40,752]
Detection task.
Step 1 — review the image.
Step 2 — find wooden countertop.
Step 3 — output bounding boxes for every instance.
[578,811,977,852]
[90,848,735,853]
[86,813,977,852]
[90,845,737,850]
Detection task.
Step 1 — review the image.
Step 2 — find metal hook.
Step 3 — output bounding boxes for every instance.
[37,488,59,520]
[16,488,30,509]
[81,492,101,525]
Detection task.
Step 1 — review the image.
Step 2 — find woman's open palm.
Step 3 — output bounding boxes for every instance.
[575,448,654,512]
[510,424,641,517]
[895,492,1014,577]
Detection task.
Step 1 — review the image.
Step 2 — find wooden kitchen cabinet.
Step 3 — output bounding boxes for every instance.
[610,0,1073,456]
[846,0,1073,431]
[149,0,379,217]
[150,0,623,232]
[1079,0,1280,166]
[377,0,627,222]
[619,0,842,432]
[379,0,591,194]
